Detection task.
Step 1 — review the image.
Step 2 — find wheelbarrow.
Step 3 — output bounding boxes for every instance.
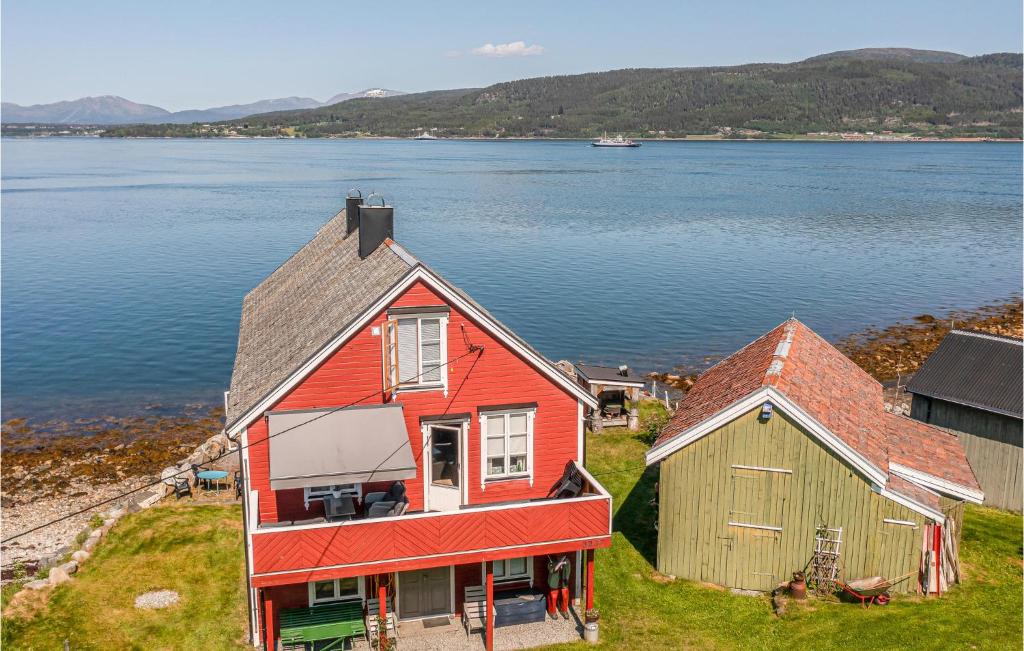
[836,572,916,607]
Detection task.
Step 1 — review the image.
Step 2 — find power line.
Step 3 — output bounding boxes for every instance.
[2,347,484,544]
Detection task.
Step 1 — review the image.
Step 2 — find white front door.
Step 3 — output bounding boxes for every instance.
[426,425,462,512]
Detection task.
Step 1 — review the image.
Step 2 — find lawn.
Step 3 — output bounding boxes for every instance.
[3,404,1021,650]
[2,503,248,650]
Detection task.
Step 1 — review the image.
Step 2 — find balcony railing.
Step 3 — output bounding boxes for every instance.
[248,462,612,587]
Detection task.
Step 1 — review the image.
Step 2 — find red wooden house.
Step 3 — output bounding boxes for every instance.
[226,199,611,649]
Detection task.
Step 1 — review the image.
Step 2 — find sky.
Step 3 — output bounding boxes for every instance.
[3,0,1022,110]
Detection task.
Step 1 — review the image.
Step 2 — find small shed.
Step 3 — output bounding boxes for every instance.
[646,319,982,594]
[575,364,645,431]
[907,330,1023,511]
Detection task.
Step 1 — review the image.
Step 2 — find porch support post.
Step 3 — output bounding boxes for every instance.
[378,579,388,644]
[585,549,595,611]
[627,386,640,431]
[485,560,494,651]
[263,591,277,651]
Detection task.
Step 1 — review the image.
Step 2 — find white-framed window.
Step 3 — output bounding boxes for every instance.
[481,409,534,481]
[303,484,361,509]
[384,315,448,391]
[308,576,364,605]
[485,556,532,584]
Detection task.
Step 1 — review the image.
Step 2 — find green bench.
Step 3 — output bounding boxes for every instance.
[279,600,366,650]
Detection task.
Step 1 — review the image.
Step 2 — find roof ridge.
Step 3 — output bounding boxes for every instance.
[763,318,799,387]
[950,329,1023,345]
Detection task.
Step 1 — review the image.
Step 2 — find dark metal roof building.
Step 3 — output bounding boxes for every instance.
[907,330,1023,419]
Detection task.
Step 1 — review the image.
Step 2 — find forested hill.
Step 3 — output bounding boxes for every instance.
[103,50,1023,139]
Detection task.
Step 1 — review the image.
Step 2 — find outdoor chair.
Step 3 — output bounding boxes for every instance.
[173,478,192,499]
[365,482,408,518]
[364,481,406,507]
[367,499,408,519]
[548,461,585,499]
[365,597,399,643]
[190,463,203,487]
[602,403,623,418]
[462,585,494,636]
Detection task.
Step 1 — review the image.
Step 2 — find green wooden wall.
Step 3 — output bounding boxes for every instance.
[911,395,1022,512]
[657,407,927,593]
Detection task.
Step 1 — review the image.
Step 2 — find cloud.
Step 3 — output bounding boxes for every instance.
[471,41,544,58]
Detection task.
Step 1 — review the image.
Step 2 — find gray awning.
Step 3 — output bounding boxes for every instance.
[267,404,416,490]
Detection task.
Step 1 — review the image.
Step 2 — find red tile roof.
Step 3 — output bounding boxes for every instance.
[886,473,942,513]
[652,319,980,499]
[884,413,982,493]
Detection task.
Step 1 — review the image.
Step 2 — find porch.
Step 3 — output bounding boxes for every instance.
[574,364,645,432]
[354,606,583,650]
[264,552,597,651]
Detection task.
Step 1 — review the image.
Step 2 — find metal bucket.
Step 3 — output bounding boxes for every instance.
[584,622,599,644]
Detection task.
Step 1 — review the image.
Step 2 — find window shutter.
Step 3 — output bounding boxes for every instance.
[397,318,418,383]
[382,320,399,392]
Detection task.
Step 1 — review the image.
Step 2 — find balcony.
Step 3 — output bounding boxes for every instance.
[248,462,612,587]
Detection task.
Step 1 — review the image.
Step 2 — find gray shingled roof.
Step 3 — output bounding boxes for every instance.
[226,211,413,428]
[907,330,1023,419]
[575,363,644,385]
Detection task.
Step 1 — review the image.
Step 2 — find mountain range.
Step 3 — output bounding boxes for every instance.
[188,48,1018,140]
[0,89,405,125]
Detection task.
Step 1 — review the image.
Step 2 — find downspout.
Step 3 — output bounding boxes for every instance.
[238,439,256,644]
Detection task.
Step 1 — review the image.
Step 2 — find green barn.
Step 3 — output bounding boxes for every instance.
[646,319,983,595]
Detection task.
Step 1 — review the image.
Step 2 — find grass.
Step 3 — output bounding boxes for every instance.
[2,402,1020,650]
[1,503,248,650]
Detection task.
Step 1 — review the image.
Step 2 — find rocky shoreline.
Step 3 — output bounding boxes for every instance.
[1,408,226,575]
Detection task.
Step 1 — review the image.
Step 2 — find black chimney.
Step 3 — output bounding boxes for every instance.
[345,189,362,235]
[358,194,394,259]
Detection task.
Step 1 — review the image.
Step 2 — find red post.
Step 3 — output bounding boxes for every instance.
[379,580,388,644]
[485,561,494,651]
[585,549,595,611]
[263,591,276,651]
[934,524,942,597]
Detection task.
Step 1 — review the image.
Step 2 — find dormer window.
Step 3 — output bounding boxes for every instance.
[383,307,449,394]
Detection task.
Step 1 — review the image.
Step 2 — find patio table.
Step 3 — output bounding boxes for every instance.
[324,495,356,521]
[196,469,229,493]
[279,600,366,650]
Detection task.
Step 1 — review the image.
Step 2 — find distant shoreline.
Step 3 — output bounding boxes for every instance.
[3,133,1022,143]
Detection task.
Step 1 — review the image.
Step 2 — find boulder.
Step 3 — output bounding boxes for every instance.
[82,531,102,552]
[71,550,90,564]
[161,466,180,485]
[59,560,78,575]
[48,566,72,586]
[106,507,127,520]
[136,490,162,508]
[24,579,50,591]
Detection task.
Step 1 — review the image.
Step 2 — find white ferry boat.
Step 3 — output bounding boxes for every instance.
[592,133,640,147]
[413,131,438,140]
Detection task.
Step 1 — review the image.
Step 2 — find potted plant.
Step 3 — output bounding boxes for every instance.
[372,617,397,651]
[584,609,600,643]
